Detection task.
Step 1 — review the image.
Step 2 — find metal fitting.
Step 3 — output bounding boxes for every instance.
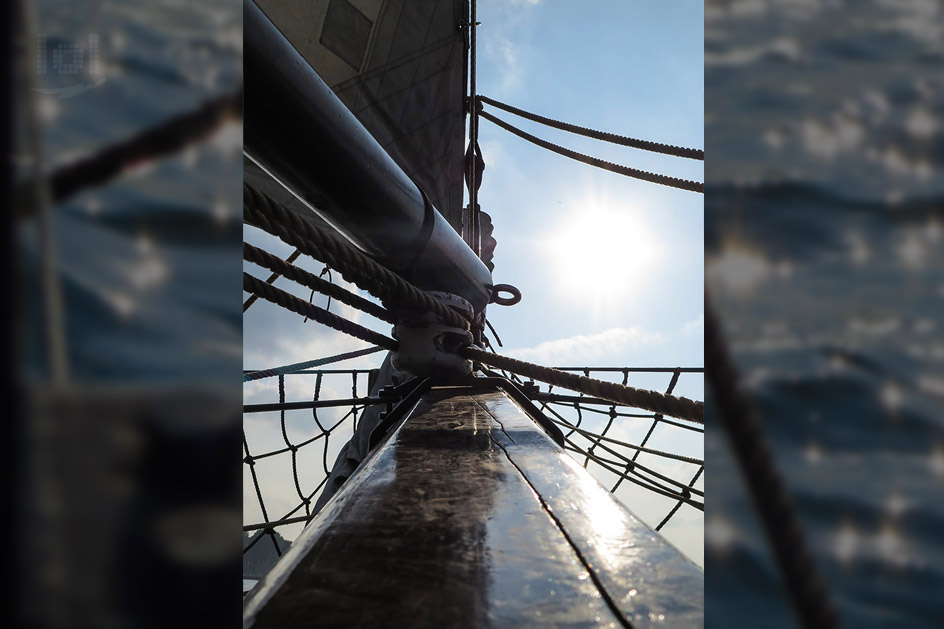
[391,292,474,380]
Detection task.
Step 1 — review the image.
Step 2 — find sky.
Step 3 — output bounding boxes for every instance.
[244,0,704,565]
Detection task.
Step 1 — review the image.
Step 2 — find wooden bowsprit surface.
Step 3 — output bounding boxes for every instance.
[243,386,703,628]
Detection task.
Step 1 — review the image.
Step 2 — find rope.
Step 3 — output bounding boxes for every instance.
[484,318,503,347]
[243,249,301,312]
[478,95,704,161]
[561,437,703,510]
[279,374,311,518]
[562,422,705,497]
[243,183,471,330]
[243,272,398,351]
[468,0,481,256]
[243,515,311,532]
[244,406,362,461]
[243,347,385,382]
[479,110,703,194]
[582,370,627,467]
[243,242,396,324]
[304,266,333,323]
[243,432,282,558]
[31,85,244,207]
[624,367,683,485]
[461,346,703,422]
[547,416,702,465]
[655,466,703,532]
[572,445,704,504]
[705,293,838,628]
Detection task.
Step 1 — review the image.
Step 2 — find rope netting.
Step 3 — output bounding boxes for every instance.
[242,365,704,562]
[531,368,704,528]
[243,368,378,562]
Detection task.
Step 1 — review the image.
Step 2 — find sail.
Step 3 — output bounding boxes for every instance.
[255,0,469,233]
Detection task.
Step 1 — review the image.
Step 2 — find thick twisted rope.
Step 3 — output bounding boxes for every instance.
[461,346,703,423]
[244,272,398,351]
[243,249,302,312]
[243,242,396,324]
[705,293,838,628]
[244,184,471,330]
[479,110,703,194]
[478,95,704,161]
[243,346,385,382]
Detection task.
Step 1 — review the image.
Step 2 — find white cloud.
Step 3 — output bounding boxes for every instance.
[504,316,703,366]
[485,36,522,92]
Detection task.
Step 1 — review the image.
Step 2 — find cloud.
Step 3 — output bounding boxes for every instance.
[504,316,703,367]
[485,36,522,92]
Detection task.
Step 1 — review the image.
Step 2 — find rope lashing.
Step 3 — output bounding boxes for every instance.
[243,347,385,382]
[243,272,399,351]
[479,110,703,194]
[478,95,704,161]
[243,183,472,331]
[243,242,396,324]
[460,346,704,423]
[706,293,838,628]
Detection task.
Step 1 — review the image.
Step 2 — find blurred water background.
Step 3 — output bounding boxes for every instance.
[13,0,242,627]
[706,0,944,625]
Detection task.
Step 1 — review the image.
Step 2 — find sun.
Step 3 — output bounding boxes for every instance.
[542,197,661,312]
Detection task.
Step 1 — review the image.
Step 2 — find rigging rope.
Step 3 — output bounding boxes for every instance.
[547,416,703,465]
[467,0,481,257]
[243,248,302,312]
[460,346,703,422]
[706,293,838,628]
[560,436,703,509]
[243,183,472,331]
[557,420,704,497]
[478,95,704,161]
[24,84,244,209]
[243,272,398,351]
[656,466,703,532]
[243,242,396,324]
[479,110,703,194]
[243,347,385,382]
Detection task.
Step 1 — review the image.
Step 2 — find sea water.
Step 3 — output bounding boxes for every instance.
[20,0,243,385]
[706,1,944,625]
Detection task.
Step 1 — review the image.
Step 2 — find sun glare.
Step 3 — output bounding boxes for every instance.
[543,201,660,310]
